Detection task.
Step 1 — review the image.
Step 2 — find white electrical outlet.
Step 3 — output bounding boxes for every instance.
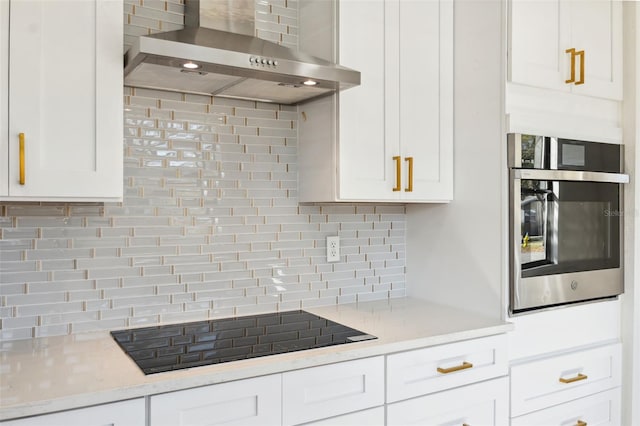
[327,236,340,262]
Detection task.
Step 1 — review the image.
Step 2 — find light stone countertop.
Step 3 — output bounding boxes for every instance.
[0,297,514,421]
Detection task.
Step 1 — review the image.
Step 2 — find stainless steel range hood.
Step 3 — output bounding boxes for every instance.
[124,0,360,105]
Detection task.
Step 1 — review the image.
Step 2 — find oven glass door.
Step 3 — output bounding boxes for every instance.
[519,179,620,278]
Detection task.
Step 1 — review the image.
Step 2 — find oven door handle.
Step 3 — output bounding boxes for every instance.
[513,169,629,183]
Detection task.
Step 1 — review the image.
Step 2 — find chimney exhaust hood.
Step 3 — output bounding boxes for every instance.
[124,0,360,105]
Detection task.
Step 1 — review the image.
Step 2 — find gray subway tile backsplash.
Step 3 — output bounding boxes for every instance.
[0,0,406,341]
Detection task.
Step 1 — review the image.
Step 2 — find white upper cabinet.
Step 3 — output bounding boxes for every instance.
[298,0,453,203]
[337,0,388,201]
[509,0,622,101]
[0,0,8,198]
[1,0,123,201]
[397,0,453,202]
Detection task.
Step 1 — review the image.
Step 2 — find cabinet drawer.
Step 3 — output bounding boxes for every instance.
[303,406,385,426]
[149,374,281,426]
[511,388,621,426]
[386,334,508,402]
[510,343,621,417]
[282,357,384,426]
[1,399,145,426]
[387,376,509,426]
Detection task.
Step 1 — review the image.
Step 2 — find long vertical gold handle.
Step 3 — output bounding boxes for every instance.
[404,157,413,192]
[559,373,588,384]
[565,48,576,84]
[393,156,401,192]
[576,421,587,426]
[19,133,25,185]
[576,50,585,85]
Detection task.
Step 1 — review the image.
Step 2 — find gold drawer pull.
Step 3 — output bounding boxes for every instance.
[19,132,25,185]
[576,421,587,426]
[559,373,588,384]
[437,361,473,374]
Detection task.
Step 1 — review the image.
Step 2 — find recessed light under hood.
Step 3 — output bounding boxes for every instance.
[123,0,360,105]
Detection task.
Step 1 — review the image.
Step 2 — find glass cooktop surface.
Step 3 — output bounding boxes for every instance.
[110,310,376,375]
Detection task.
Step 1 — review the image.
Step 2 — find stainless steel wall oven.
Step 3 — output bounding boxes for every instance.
[508,134,629,315]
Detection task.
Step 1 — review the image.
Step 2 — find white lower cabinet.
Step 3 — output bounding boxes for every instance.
[282,357,385,426]
[302,406,385,426]
[149,374,281,426]
[2,335,513,426]
[510,342,622,417]
[148,358,385,426]
[1,398,145,426]
[511,388,621,426]
[387,334,508,403]
[386,334,509,425]
[387,377,509,426]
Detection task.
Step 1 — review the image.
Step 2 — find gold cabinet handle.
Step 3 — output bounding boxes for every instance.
[404,157,413,192]
[565,48,585,86]
[393,156,401,192]
[576,421,587,426]
[19,132,25,185]
[437,361,473,374]
[576,50,585,85]
[559,373,588,384]
[565,48,576,84]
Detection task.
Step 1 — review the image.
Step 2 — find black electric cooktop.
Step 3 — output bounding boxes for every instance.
[111,310,376,375]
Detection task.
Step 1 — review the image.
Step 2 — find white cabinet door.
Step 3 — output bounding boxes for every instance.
[0,0,7,197]
[338,0,396,201]
[282,357,385,426]
[511,388,621,426]
[1,398,145,426]
[509,0,622,101]
[398,0,453,202]
[509,0,568,93]
[150,374,281,426]
[568,0,622,100]
[6,0,122,201]
[387,376,509,426]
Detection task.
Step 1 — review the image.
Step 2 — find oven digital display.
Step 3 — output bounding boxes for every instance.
[561,143,585,167]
